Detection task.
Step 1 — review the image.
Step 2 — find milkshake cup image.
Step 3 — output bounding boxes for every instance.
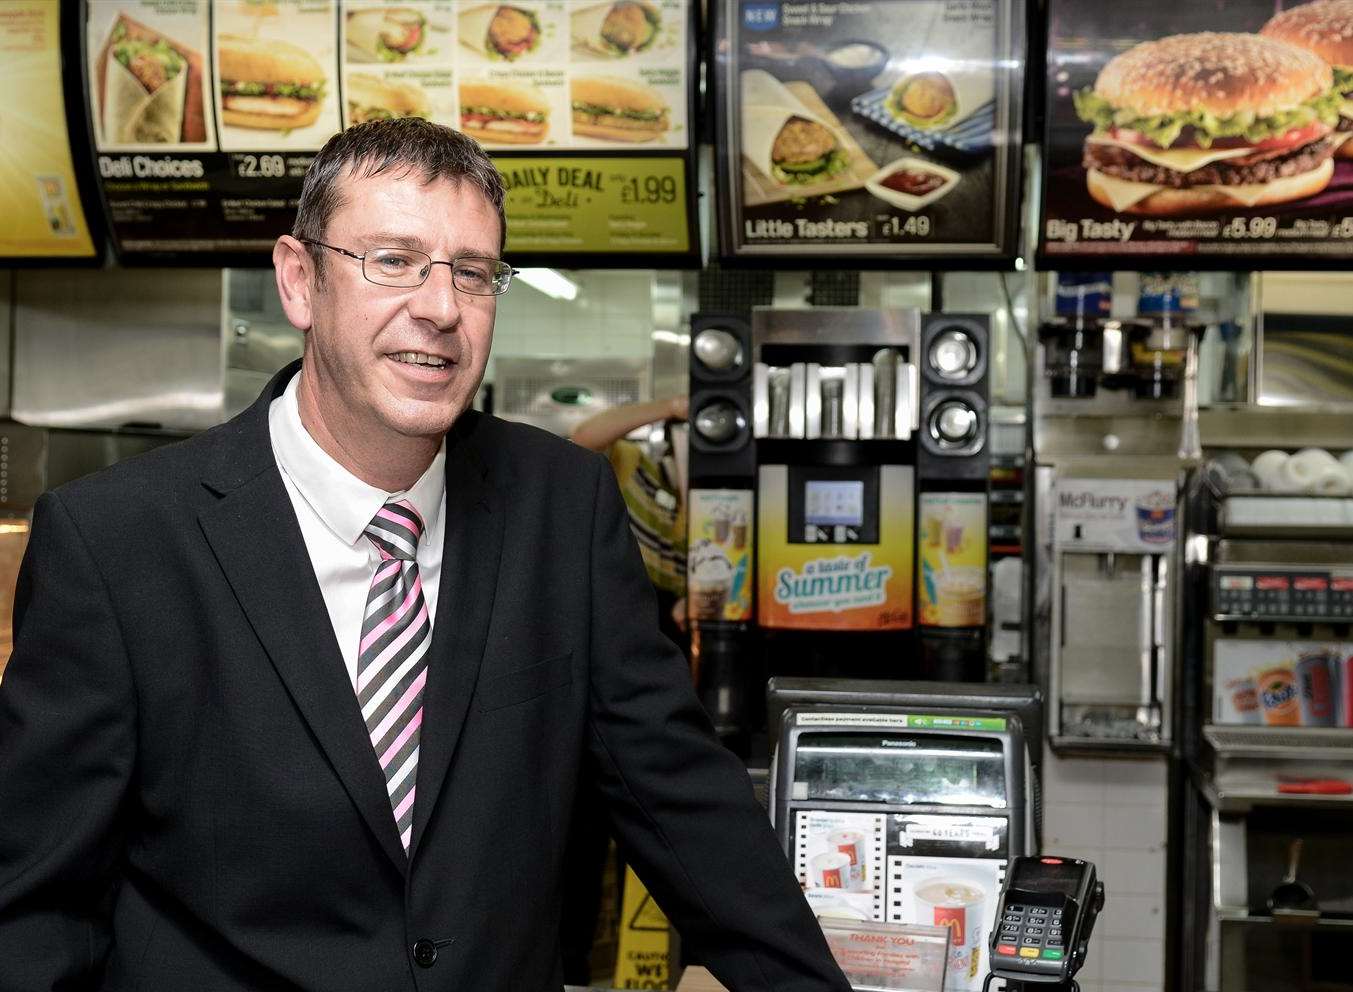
[1297,650,1336,727]
[944,521,965,555]
[732,510,748,550]
[937,567,985,627]
[924,513,942,548]
[688,540,734,621]
[810,851,852,889]
[827,829,867,890]
[1255,662,1302,726]
[914,877,986,981]
[711,504,731,544]
[1135,490,1175,544]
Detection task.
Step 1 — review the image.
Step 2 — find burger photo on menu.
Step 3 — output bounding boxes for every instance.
[570,75,669,141]
[741,69,850,187]
[458,79,549,144]
[346,72,430,126]
[219,34,327,131]
[345,7,429,63]
[459,4,542,62]
[1073,32,1345,214]
[571,0,661,58]
[1262,0,1353,157]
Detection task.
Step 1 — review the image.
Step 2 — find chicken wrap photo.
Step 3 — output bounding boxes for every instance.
[459,4,542,61]
[102,18,189,144]
[571,0,661,57]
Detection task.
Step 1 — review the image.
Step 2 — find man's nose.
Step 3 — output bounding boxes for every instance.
[407,261,462,328]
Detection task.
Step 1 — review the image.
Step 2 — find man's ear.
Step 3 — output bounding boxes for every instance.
[273,235,315,332]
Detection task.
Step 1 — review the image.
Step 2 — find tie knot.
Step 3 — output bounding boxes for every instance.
[364,500,423,561]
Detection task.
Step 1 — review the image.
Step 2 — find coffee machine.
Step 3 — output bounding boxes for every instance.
[686,307,992,742]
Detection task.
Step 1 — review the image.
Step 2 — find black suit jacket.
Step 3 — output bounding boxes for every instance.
[0,363,849,992]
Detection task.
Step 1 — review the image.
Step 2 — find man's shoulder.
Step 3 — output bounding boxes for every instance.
[49,418,240,517]
[462,411,603,479]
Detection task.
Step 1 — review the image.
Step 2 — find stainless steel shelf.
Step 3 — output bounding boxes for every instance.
[1200,776,1353,815]
[1204,725,1353,760]
[1216,910,1353,929]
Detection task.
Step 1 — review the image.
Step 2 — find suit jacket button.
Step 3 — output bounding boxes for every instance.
[412,939,438,968]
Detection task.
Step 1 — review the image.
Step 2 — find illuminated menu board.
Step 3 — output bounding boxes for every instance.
[0,1,98,259]
[81,0,698,265]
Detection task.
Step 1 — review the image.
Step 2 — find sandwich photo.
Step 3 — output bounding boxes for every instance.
[572,0,661,58]
[346,7,427,63]
[459,4,542,62]
[346,73,429,126]
[102,17,190,143]
[219,34,327,131]
[1074,32,1344,215]
[458,79,549,144]
[1262,0,1353,158]
[741,69,849,186]
[887,72,956,129]
[570,75,669,141]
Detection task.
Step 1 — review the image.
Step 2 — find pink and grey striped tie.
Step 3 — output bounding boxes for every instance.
[358,499,430,854]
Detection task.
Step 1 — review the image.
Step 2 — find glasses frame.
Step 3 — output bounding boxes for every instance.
[299,238,516,296]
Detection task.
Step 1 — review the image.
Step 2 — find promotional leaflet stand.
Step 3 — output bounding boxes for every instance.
[768,679,1040,992]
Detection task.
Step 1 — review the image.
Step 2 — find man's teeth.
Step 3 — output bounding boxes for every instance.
[393,352,449,367]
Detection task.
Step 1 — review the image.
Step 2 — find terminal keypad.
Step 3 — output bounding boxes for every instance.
[993,903,1066,965]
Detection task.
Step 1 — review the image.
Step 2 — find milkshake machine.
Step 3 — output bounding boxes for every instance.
[686,308,992,739]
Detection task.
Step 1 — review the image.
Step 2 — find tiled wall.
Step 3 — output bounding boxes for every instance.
[1040,751,1169,992]
[489,270,659,381]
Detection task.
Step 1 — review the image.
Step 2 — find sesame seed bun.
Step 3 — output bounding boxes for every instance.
[1093,32,1334,120]
[1262,1,1353,70]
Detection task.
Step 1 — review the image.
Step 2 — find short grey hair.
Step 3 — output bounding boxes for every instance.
[292,118,507,280]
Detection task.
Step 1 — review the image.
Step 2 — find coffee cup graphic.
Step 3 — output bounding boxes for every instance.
[914,876,986,980]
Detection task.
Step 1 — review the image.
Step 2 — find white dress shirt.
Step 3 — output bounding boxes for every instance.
[269,371,446,691]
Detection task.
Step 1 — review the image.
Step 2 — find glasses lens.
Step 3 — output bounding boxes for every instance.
[365,248,431,287]
[451,256,512,296]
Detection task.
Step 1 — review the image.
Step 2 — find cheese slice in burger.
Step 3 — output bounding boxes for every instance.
[1074,32,1343,215]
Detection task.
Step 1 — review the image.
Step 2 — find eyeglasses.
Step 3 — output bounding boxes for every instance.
[299,239,515,296]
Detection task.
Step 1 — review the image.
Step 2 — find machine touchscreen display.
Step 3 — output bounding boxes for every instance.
[794,732,1007,808]
[804,480,865,527]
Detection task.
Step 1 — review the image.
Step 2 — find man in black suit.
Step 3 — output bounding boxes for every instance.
[0,119,849,991]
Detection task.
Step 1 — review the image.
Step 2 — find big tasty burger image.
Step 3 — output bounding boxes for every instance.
[1074,32,1344,214]
[219,34,326,131]
[1262,0,1353,157]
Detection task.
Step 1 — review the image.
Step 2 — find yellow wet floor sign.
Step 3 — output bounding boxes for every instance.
[613,865,670,989]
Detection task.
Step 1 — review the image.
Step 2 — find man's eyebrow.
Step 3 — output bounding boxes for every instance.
[360,232,501,260]
[361,232,430,250]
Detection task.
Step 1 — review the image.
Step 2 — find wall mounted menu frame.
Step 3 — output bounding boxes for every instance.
[713,0,1026,265]
[1039,0,1353,270]
[79,0,700,267]
[0,1,102,262]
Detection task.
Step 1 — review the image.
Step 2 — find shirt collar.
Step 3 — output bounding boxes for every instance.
[272,369,446,548]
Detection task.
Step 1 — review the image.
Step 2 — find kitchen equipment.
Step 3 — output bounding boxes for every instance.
[1266,839,1317,921]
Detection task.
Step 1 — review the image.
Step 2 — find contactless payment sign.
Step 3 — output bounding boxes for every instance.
[757,464,914,630]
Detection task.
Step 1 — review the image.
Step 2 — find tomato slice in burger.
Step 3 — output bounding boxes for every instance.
[1109,121,1330,153]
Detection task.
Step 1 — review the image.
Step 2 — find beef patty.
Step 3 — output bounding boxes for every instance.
[1084,136,1336,187]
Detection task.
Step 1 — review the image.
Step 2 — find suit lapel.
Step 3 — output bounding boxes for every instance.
[409,414,504,859]
[198,362,408,873]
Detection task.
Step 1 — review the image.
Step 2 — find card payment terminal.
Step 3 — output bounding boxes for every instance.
[984,856,1103,990]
